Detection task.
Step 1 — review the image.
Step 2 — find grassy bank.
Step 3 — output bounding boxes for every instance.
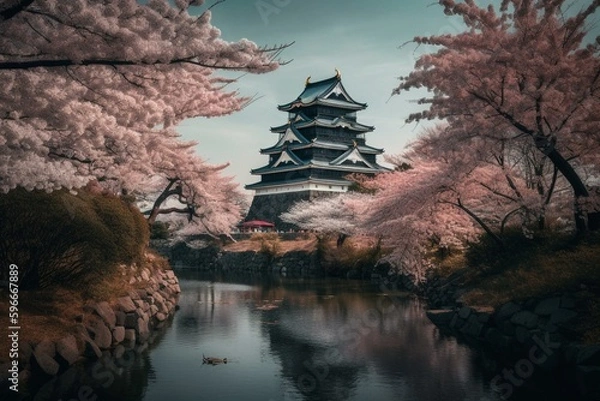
[437,231,600,344]
[0,187,171,362]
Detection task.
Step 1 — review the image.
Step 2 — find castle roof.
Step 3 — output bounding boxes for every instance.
[277,73,367,112]
[250,153,388,175]
[260,139,383,155]
[270,116,374,134]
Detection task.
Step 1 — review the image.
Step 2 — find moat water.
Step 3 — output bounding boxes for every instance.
[18,271,570,401]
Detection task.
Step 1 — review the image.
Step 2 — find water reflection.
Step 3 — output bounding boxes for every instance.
[13,272,504,401]
[138,271,500,401]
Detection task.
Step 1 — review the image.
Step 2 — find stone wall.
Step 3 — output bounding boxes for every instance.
[423,275,600,400]
[153,239,391,279]
[1,255,181,396]
[218,249,323,277]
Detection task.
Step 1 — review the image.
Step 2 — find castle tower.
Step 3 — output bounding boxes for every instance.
[244,70,388,229]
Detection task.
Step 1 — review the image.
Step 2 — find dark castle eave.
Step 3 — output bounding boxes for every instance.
[270,117,374,134]
[278,98,366,112]
[260,141,384,155]
[250,161,388,175]
[245,177,353,190]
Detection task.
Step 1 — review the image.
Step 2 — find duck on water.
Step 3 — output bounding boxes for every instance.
[203,355,227,365]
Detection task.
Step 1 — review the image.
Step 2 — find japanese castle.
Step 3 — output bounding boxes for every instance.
[244,70,388,229]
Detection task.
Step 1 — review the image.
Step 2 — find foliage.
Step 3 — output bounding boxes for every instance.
[311,235,384,277]
[0,188,149,289]
[0,0,287,233]
[150,221,171,240]
[394,0,600,232]
[280,193,371,236]
[250,232,281,258]
[460,231,600,309]
[358,130,576,280]
[357,158,481,281]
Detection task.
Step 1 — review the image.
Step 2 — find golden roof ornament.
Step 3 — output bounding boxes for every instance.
[305,76,311,86]
[335,68,341,80]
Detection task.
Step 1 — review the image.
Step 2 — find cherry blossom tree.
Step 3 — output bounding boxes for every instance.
[407,124,573,235]
[356,158,481,281]
[0,0,288,233]
[280,193,371,245]
[395,0,600,232]
[356,122,578,279]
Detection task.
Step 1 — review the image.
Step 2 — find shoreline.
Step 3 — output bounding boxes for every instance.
[0,252,181,400]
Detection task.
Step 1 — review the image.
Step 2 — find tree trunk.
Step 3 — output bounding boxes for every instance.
[336,233,348,247]
[446,199,504,247]
[146,179,181,225]
[544,146,589,233]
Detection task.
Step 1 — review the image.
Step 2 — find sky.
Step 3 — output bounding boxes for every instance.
[177,0,468,193]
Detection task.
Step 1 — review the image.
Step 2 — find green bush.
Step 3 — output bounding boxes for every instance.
[150,221,171,240]
[0,188,149,290]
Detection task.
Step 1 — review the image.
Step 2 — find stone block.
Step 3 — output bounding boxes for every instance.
[113,326,126,344]
[136,318,150,343]
[461,315,484,338]
[91,301,117,329]
[534,297,561,316]
[511,310,539,329]
[495,302,521,324]
[82,337,102,359]
[87,317,112,349]
[32,351,60,376]
[113,344,126,359]
[458,306,472,319]
[501,320,516,336]
[116,296,137,313]
[56,335,80,366]
[550,308,578,325]
[124,312,139,329]
[426,309,455,326]
[115,310,126,326]
[35,340,56,359]
[124,329,136,343]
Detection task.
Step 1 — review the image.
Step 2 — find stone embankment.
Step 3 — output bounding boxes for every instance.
[153,240,323,276]
[423,273,600,400]
[3,265,180,386]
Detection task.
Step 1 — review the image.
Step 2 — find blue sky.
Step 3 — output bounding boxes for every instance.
[177,0,467,192]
